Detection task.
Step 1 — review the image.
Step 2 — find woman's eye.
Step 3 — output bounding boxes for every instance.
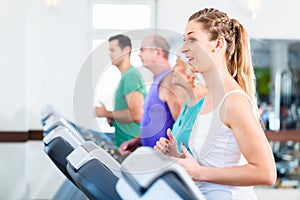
[183,37,195,43]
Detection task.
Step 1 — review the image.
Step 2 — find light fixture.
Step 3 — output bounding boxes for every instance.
[248,0,261,19]
[236,0,262,19]
[45,0,60,8]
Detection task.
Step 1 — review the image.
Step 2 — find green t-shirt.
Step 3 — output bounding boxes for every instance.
[112,66,146,147]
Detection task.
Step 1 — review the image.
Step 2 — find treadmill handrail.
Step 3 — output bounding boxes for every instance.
[67,141,122,178]
[117,147,205,199]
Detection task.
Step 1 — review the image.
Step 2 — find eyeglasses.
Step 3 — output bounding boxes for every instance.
[140,47,157,52]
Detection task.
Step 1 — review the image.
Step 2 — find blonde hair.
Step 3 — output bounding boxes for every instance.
[189,8,259,117]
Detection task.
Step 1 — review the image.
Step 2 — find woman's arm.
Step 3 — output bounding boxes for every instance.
[177,93,276,186]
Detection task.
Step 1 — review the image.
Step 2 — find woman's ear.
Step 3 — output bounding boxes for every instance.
[212,36,225,52]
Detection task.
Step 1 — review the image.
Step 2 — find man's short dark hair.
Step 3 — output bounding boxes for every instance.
[108,34,132,50]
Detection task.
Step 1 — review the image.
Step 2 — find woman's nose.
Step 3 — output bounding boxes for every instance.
[180,44,189,53]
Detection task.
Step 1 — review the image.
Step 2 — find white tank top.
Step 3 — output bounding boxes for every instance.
[189,90,257,200]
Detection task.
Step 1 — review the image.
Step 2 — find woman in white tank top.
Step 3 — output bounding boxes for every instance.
[176,8,277,200]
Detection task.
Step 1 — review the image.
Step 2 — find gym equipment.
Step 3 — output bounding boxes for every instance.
[116,147,206,200]
[66,141,122,200]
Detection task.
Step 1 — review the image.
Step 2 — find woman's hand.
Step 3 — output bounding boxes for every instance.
[176,143,202,181]
[154,129,182,158]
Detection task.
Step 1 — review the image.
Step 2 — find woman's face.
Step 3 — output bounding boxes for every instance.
[173,56,187,75]
[172,56,189,87]
[181,20,215,73]
[172,56,199,90]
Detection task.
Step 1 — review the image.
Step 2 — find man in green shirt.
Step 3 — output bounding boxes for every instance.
[95,34,146,147]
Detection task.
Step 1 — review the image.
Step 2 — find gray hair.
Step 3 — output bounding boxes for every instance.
[148,35,170,59]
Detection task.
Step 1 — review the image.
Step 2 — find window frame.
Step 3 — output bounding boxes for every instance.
[88,0,157,52]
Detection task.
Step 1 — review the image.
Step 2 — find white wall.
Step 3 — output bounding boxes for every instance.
[0,143,26,200]
[26,0,88,130]
[0,0,28,131]
[0,0,88,131]
[0,1,88,199]
[157,0,300,40]
[25,1,88,199]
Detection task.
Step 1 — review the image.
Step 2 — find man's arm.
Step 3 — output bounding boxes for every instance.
[112,91,144,123]
[159,74,185,121]
[95,91,143,123]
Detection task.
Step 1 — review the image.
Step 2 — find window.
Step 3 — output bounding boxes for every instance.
[92,4,151,30]
[90,0,156,131]
[89,0,156,51]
